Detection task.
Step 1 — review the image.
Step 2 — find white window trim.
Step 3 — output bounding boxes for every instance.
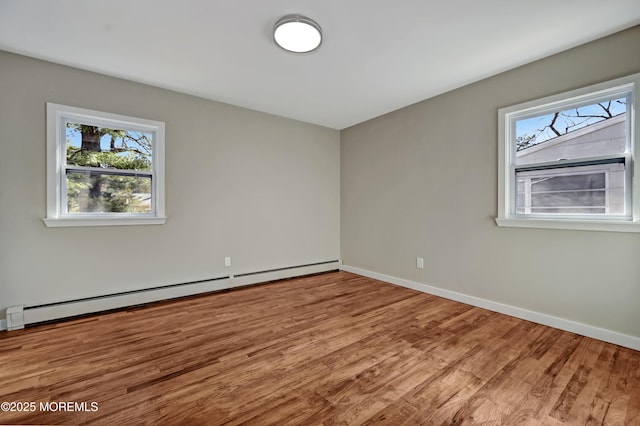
[44,103,166,227]
[496,73,640,233]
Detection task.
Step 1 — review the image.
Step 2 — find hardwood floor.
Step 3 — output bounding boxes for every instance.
[1,271,639,425]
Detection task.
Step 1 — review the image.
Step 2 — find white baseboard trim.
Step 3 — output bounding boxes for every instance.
[9,261,339,328]
[0,319,6,331]
[341,264,640,351]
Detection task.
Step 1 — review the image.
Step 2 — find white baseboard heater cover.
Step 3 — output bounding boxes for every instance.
[6,305,25,331]
[7,260,339,330]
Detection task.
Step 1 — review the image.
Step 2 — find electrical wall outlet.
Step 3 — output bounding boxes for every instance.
[416,257,424,269]
[224,257,232,267]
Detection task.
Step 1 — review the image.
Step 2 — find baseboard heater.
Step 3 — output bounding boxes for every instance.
[4,260,340,330]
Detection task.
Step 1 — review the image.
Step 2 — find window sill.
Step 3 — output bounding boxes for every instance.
[495,217,640,233]
[43,217,167,228]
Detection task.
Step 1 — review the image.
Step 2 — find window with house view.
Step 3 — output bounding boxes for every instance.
[514,96,627,215]
[497,73,640,232]
[45,103,166,227]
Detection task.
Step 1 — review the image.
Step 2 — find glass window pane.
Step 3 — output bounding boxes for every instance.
[531,191,605,208]
[531,208,606,214]
[531,173,605,192]
[515,163,626,216]
[66,123,153,172]
[67,171,152,213]
[514,96,627,165]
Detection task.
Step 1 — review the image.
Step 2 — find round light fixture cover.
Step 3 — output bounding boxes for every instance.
[274,15,322,53]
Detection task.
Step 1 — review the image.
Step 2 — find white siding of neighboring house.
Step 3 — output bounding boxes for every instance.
[515,114,626,214]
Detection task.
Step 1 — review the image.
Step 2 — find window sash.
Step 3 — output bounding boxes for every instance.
[513,155,626,173]
[63,169,155,216]
[510,156,629,219]
[62,163,156,218]
[508,88,632,163]
[64,165,153,177]
[59,118,158,218]
[516,171,608,214]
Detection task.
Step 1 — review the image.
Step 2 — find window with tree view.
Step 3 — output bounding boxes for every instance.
[497,73,640,232]
[66,124,153,214]
[45,103,165,227]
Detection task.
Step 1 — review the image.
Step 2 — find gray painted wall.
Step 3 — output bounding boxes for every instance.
[0,51,340,312]
[341,26,640,338]
[1,26,639,341]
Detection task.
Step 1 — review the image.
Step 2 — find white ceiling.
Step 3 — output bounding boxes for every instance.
[1,1,639,130]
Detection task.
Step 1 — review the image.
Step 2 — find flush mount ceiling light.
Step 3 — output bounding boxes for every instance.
[273,15,322,54]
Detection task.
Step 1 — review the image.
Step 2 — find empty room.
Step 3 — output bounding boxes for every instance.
[1,1,640,425]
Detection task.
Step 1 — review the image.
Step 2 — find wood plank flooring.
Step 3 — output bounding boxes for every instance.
[0,271,639,425]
